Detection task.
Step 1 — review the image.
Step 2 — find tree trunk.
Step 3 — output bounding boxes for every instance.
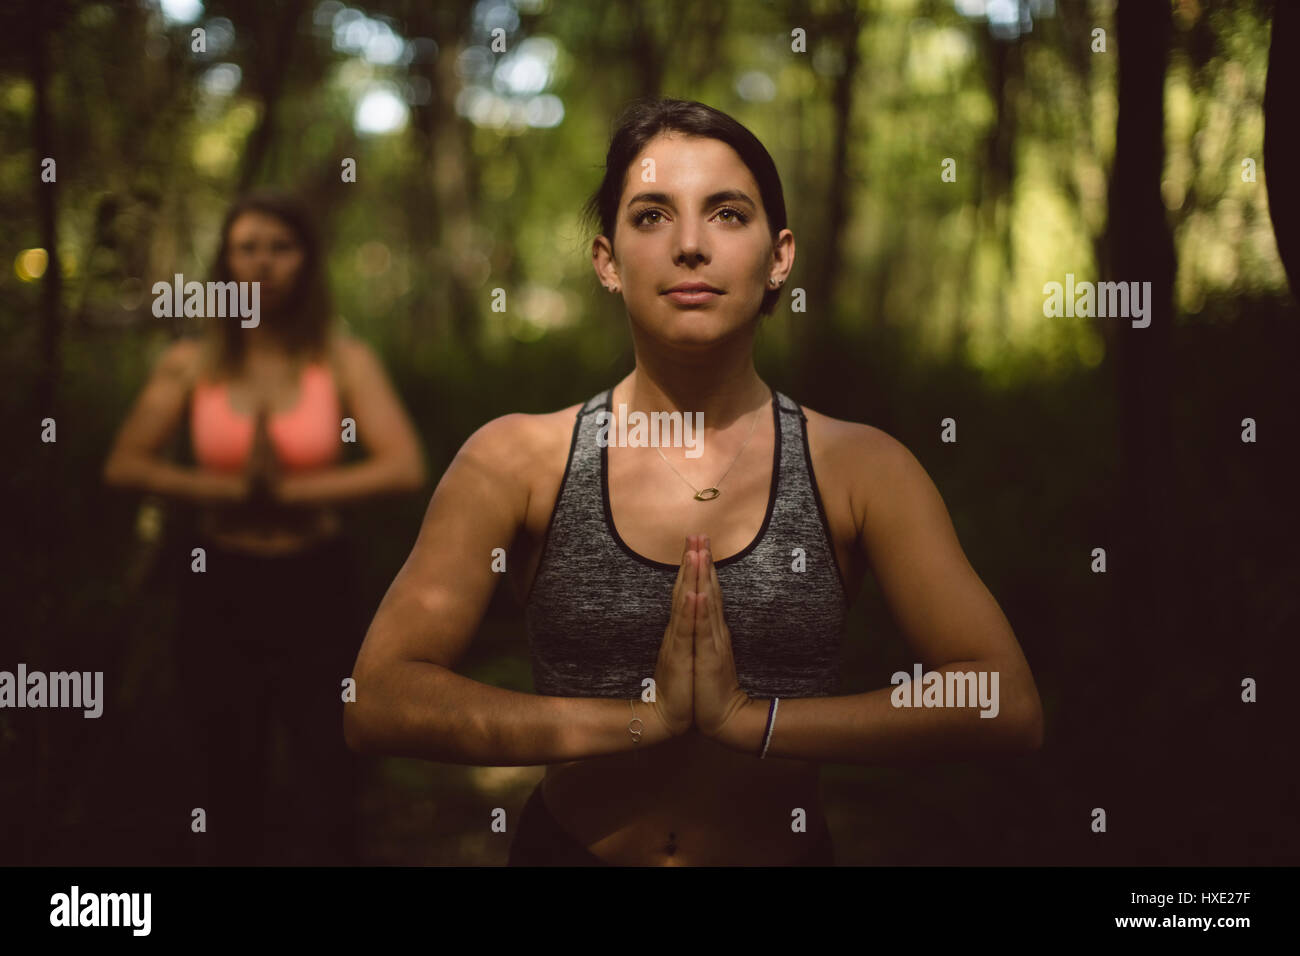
[1105,0,1177,637]
[1097,0,1179,859]
[236,0,308,193]
[797,0,864,400]
[1264,0,1299,296]
[33,6,61,421]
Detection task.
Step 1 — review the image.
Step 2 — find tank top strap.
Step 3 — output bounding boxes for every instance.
[771,388,849,602]
[322,336,347,408]
[519,389,609,606]
[773,389,808,472]
[582,388,611,417]
[564,386,613,498]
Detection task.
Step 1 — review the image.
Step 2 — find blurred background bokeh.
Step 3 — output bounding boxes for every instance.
[2,0,1296,865]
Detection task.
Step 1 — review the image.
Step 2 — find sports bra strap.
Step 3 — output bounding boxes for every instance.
[323,330,350,423]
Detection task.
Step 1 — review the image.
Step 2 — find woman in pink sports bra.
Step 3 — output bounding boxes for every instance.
[103,192,426,865]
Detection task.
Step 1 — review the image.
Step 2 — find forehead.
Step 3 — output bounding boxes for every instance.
[229,210,296,237]
[620,133,759,201]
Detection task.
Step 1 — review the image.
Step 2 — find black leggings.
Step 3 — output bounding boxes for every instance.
[507,782,836,866]
[174,533,363,866]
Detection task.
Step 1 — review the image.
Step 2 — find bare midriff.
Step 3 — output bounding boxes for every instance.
[541,728,828,866]
[198,505,341,555]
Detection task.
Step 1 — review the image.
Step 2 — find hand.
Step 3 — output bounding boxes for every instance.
[244,401,282,505]
[692,536,752,741]
[647,535,700,738]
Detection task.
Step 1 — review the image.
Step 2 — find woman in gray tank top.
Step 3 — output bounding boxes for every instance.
[347,99,1044,866]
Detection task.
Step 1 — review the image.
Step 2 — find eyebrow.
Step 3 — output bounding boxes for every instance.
[626,190,757,211]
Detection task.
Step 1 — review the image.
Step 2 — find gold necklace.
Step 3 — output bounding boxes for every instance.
[654,401,762,501]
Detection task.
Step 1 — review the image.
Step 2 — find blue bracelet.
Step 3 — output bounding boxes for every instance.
[759,697,780,759]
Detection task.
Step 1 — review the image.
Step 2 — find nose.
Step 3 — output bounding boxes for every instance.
[673,217,710,266]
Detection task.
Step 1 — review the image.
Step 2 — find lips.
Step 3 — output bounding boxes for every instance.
[663,282,723,294]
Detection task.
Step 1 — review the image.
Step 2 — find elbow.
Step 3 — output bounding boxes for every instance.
[394,454,427,493]
[342,670,371,754]
[102,455,130,489]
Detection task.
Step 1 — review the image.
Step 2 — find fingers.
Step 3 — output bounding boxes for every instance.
[693,541,713,652]
[672,536,690,598]
[670,535,693,608]
[706,544,725,645]
[686,535,696,595]
[675,535,699,588]
[672,556,694,642]
[668,537,698,645]
[693,538,726,654]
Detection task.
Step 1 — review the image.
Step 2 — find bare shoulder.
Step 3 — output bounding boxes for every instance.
[799,403,925,529]
[455,400,585,490]
[154,338,204,386]
[529,400,587,448]
[332,331,376,360]
[330,332,383,378]
[800,403,908,470]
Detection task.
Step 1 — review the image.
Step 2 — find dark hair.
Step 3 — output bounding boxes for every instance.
[581,98,788,317]
[206,191,332,375]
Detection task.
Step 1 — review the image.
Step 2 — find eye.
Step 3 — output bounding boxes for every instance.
[715,207,749,224]
[633,208,665,226]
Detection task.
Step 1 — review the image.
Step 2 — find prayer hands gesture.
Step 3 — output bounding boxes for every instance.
[648,535,752,744]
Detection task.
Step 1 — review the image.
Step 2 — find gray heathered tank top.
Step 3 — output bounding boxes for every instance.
[524,386,850,699]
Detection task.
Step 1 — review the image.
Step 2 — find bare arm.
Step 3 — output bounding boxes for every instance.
[274,336,426,505]
[102,340,245,503]
[344,413,675,764]
[717,428,1045,763]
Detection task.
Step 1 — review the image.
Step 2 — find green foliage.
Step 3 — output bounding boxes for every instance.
[1,0,1292,866]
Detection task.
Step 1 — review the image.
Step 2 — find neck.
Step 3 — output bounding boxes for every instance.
[616,349,769,430]
[240,323,296,357]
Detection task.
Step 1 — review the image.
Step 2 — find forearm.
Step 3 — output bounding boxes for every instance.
[720,661,1044,765]
[346,659,672,765]
[277,456,424,506]
[103,456,241,504]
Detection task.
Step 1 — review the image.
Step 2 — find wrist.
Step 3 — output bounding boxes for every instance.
[209,470,248,502]
[270,473,298,504]
[716,695,768,754]
[641,697,680,744]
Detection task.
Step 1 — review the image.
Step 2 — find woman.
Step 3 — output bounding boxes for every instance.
[103,192,426,865]
[347,100,1044,866]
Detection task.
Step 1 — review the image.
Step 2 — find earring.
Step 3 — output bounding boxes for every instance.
[769,277,781,287]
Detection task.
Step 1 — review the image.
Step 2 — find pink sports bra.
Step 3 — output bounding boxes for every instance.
[191,362,342,472]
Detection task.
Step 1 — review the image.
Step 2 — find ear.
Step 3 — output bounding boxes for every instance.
[768,228,795,287]
[592,235,621,291]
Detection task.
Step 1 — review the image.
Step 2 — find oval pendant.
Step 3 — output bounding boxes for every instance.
[694,487,720,501]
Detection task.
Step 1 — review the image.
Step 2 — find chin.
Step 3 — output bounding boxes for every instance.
[659,318,747,348]
[259,291,289,312]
